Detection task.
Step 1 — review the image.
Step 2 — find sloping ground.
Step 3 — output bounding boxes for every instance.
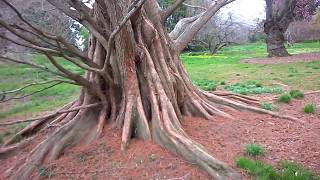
[0,93,319,180]
[241,52,320,64]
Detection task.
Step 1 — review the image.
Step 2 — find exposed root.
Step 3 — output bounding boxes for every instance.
[10,107,99,180]
[0,137,34,159]
[204,91,304,124]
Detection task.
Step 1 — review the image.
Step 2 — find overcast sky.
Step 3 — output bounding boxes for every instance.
[220,0,266,25]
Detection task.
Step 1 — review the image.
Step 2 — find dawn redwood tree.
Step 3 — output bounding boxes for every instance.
[0,0,300,179]
[264,0,320,57]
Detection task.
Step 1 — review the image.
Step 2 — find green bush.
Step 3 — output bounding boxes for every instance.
[290,90,304,99]
[193,79,216,91]
[261,102,273,111]
[245,143,265,157]
[278,94,292,103]
[303,104,316,114]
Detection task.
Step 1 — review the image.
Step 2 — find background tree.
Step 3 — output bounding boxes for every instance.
[192,14,249,53]
[0,0,299,179]
[264,0,320,57]
[0,0,79,55]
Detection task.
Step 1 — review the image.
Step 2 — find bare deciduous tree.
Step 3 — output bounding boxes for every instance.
[0,0,300,179]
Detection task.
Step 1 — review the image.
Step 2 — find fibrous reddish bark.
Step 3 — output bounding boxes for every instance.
[0,0,301,179]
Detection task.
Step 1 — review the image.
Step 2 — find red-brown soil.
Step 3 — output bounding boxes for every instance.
[0,93,319,179]
[241,52,320,64]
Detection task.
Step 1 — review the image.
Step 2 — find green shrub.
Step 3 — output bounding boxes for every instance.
[193,79,216,91]
[278,94,291,103]
[245,143,265,157]
[303,104,316,114]
[220,81,226,85]
[290,90,304,99]
[261,102,273,111]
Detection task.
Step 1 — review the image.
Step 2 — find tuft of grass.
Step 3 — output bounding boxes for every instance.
[260,102,273,111]
[224,81,283,95]
[236,157,320,180]
[245,143,265,157]
[0,134,3,144]
[280,161,320,180]
[193,79,216,91]
[236,157,279,179]
[278,93,292,103]
[149,154,157,162]
[38,165,55,178]
[303,104,316,114]
[220,81,226,85]
[290,90,304,99]
[79,153,87,162]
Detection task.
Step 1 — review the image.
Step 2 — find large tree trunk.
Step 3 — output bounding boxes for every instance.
[264,0,296,57]
[264,21,290,57]
[0,0,300,179]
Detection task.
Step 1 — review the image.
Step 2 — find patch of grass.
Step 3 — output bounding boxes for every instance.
[38,165,55,178]
[149,154,157,162]
[134,156,144,166]
[220,81,226,85]
[261,102,273,111]
[193,79,216,91]
[11,134,23,144]
[290,90,304,99]
[303,104,316,114]
[280,161,320,180]
[236,157,320,180]
[236,157,279,179]
[224,81,283,95]
[0,134,3,144]
[79,153,87,162]
[278,93,292,103]
[245,143,265,157]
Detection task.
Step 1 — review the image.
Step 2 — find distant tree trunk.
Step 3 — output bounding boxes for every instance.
[264,0,295,57]
[264,21,290,57]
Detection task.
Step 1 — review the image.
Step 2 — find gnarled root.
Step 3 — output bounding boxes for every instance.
[9,107,99,180]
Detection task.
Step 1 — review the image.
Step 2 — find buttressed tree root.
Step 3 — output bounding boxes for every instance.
[0,0,301,179]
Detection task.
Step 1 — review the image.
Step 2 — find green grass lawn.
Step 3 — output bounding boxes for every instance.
[0,41,319,123]
[182,41,320,91]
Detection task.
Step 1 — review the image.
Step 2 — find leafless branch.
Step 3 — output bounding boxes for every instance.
[182,3,207,11]
[172,0,236,52]
[0,56,65,77]
[0,80,76,96]
[1,82,63,103]
[0,103,101,126]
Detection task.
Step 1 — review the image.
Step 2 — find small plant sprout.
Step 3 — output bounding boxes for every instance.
[261,102,273,111]
[245,143,265,157]
[289,90,304,99]
[303,104,316,114]
[278,94,291,103]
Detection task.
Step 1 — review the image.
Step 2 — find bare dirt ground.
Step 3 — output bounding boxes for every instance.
[241,52,320,64]
[0,93,319,180]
